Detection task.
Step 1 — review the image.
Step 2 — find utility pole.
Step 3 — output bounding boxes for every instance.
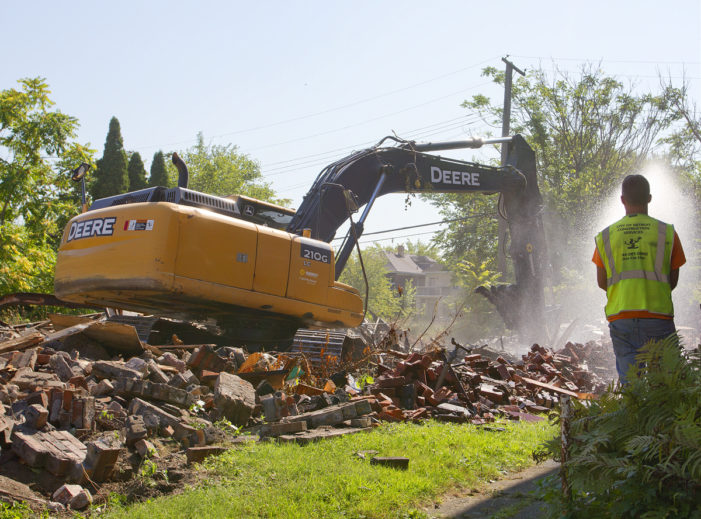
[497,56,525,276]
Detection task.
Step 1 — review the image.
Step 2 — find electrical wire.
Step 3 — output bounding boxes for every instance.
[330,212,494,241]
[260,115,485,178]
[260,114,480,169]
[246,82,493,153]
[132,57,500,152]
[511,55,701,66]
[356,229,443,244]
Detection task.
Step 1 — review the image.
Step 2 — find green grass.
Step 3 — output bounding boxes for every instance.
[101,420,555,519]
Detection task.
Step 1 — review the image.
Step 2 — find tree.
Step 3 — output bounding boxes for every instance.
[127,151,148,190]
[91,117,128,200]
[339,247,415,321]
[402,239,439,257]
[0,77,94,294]
[659,75,701,202]
[149,150,169,187]
[431,65,683,273]
[168,133,289,205]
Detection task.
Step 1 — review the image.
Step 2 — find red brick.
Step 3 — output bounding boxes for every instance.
[186,446,227,464]
[69,376,88,390]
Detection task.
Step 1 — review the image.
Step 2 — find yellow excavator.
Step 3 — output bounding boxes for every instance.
[54,134,546,348]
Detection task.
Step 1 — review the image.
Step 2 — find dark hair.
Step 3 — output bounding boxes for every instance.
[621,174,650,205]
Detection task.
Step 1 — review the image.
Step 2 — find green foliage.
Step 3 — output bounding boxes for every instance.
[448,259,505,340]
[167,132,289,205]
[91,116,128,200]
[357,373,374,389]
[541,337,701,518]
[659,76,701,197]
[138,458,168,487]
[188,399,205,414]
[214,417,242,435]
[148,150,169,187]
[127,151,148,190]
[0,501,48,519]
[0,77,94,294]
[454,259,501,292]
[401,239,439,257]
[0,224,57,294]
[339,247,416,321]
[428,193,499,268]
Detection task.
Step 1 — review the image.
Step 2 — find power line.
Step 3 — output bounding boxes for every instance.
[260,114,475,168]
[247,81,493,153]
[357,229,442,245]
[131,57,500,152]
[260,114,485,178]
[511,55,701,66]
[331,212,495,242]
[274,126,486,194]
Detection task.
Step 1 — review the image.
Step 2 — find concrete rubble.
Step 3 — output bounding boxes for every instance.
[0,313,616,510]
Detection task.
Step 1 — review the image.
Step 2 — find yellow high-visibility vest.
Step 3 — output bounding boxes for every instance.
[595,214,674,318]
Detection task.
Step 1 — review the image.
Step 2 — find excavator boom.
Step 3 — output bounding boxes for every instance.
[288,134,546,339]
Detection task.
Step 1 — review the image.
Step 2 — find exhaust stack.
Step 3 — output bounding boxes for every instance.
[172,152,189,188]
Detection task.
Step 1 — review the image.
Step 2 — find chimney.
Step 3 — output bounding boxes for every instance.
[397,245,405,257]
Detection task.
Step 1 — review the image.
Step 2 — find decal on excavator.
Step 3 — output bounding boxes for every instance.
[301,241,330,264]
[67,217,117,242]
[430,166,480,187]
[124,219,154,231]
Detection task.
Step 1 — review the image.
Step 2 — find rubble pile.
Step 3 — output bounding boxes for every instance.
[0,314,613,511]
[355,340,610,426]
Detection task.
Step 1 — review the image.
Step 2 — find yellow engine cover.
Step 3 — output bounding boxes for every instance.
[54,202,363,329]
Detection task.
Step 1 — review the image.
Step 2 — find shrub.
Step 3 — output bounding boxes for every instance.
[541,336,701,518]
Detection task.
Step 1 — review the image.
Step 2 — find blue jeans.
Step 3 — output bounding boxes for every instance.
[608,318,677,384]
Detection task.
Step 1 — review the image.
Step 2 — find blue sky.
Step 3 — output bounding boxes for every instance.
[4,0,700,245]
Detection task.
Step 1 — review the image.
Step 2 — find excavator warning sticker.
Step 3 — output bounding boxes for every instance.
[67,217,117,242]
[124,219,154,231]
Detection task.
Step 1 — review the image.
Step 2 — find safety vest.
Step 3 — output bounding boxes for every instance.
[595,214,675,318]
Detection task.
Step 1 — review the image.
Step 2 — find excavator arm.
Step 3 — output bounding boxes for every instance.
[287,134,547,340]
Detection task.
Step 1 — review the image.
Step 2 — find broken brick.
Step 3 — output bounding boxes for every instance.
[213,372,255,427]
[185,446,227,465]
[52,484,92,510]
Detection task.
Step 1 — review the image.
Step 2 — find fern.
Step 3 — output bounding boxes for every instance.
[540,337,701,518]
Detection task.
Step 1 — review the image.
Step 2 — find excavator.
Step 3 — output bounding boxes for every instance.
[53,134,546,348]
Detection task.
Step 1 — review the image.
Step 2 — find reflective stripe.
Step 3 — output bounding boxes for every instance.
[602,220,669,287]
[655,222,667,277]
[602,227,617,282]
[607,269,670,286]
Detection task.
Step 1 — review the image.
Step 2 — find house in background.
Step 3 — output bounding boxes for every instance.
[382,245,462,319]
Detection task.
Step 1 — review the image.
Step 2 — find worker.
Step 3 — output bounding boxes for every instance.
[592,174,686,383]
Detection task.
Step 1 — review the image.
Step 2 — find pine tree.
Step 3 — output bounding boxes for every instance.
[91,117,128,200]
[127,152,148,190]
[149,150,169,187]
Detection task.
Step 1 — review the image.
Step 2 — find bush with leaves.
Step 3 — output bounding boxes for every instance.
[541,336,701,518]
[0,77,94,297]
